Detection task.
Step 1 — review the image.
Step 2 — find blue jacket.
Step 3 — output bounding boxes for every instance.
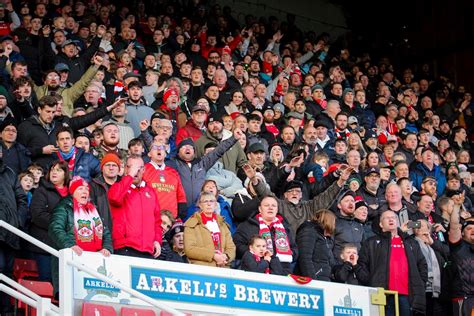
[73,148,100,182]
[167,136,237,208]
[52,148,100,182]
[185,195,236,234]
[410,162,446,196]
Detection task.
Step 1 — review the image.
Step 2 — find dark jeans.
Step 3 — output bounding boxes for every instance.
[115,247,153,259]
[425,292,448,315]
[33,253,52,282]
[0,242,15,312]
[386,294,411,316]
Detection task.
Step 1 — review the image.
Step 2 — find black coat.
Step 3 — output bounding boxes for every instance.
[357,230,428,314]
[332,261,362,285]
[89,176,114,232]
[233,214,298,274]
[1,141,31,175]
[295,220,336,282]
[55,37,101,84]
[231,193,258,225]
[17,106,110,168]
[0,163,29,249]
[28,180,63,254]
[240,250,284,275]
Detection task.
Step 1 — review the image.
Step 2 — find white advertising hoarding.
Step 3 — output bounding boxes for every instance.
[70,251,379,315]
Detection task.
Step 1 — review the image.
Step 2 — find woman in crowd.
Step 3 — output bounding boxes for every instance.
[296,209,336,281]
[365,150,380,169]
[48,176,113,295]
[186,180,236,234]
[29,161,70,281]
[269,143,285,167]
[184,192,235,267]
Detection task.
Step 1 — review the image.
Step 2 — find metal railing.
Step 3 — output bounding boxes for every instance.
[0,220,184,316]
[0,274,59,316]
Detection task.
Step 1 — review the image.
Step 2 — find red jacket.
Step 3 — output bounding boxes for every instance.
[143,162,187,218]
[199,32,242,58]
[108,176,162,254]
[175,119,205,145]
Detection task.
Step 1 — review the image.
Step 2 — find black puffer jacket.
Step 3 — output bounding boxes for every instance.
[357,230,428,314]
[333,212,364,259]
[0,163,29,250]
[28,179,63,254]
[295,220,336,282]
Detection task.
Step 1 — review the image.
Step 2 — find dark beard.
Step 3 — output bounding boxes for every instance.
[210,131,223,140]
[263,117,274,124]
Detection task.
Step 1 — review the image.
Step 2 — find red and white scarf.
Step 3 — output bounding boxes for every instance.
[257,214,293,263]
[56,147,77,174]
[200,213,222,252]
[73,198,104,252]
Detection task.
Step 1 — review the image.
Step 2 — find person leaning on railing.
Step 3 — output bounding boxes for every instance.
[48,176,113,296]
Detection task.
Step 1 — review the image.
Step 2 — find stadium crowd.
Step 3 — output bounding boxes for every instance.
[0,0,473,315]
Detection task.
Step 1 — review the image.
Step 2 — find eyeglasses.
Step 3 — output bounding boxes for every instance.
[158,126,172,130]
[47,75,59,79]
[151,145,166,151]
[3,128,17,133]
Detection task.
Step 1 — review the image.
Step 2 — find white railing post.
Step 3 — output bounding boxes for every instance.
[59,249,74,315]
[36,297,53,316]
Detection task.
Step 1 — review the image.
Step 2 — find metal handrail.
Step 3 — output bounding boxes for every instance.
[0,220,59,257]
[0,220,184,316]
[0,283,58,315]
[0,274,60,314]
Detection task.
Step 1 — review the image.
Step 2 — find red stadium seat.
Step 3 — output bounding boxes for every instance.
[82,302,117,316]
[121,306,156,316]
[13,259,39,280]
[17,280,54,316]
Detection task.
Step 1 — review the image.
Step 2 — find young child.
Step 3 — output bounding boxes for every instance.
[332,243,361,285]
[27,163,44,190]
[240,235,284,275]
[306,151,329,183]
[19,171,35,207]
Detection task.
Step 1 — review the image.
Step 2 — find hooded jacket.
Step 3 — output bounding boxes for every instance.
[167,136,238,208]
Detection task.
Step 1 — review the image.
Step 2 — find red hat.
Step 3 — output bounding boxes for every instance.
[100,152,121,171]
[163,88,180,104]
[222,45,231,56]
[69,176,89,195]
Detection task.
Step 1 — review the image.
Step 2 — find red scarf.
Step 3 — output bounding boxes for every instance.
[257,214,293,263]
[55,185,68,197]
[56,147,77,174]
[200,212,221,252]
[73,198,104,252]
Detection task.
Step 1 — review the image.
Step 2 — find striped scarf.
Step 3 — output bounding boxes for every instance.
[257,214,293,263]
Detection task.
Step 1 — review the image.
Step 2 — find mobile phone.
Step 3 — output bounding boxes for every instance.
[407,221,421,229]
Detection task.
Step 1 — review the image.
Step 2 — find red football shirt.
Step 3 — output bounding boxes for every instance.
[388,236,409,295]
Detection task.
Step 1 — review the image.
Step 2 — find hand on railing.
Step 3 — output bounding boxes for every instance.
[71,245,83,256]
